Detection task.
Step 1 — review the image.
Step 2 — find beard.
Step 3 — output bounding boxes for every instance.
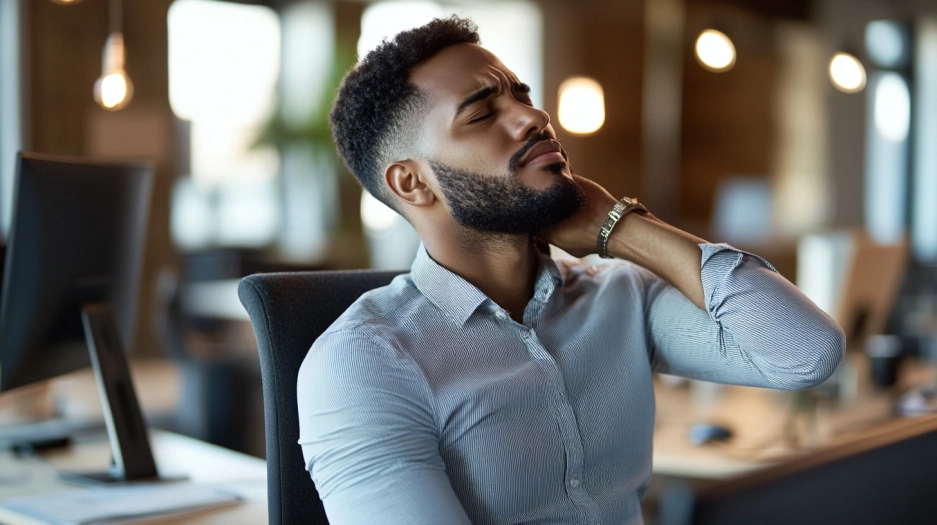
[431,158,586,235]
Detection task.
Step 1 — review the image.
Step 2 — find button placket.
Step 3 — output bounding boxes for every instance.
[522,330,600,522]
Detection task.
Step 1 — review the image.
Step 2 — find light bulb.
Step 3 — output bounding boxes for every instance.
[829,52,866,93]
[695,29,736,72]
[557,77,605,135]
[94,32,134,111]
[95,71,133,110]
[50,0,84,4]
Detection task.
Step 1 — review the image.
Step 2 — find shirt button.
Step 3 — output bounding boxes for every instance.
[495,311,507,320]
[568,478,581,488]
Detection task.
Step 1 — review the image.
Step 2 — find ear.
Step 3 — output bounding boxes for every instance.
[385,160,436,208]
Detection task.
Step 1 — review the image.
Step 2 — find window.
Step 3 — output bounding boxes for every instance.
[168,0,281,249]
[912,20,937,262]
[0,0,23,240]
[863,20,911,246]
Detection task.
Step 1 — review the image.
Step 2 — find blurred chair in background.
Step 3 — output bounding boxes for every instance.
[238,269,404,525]
[796,230,908,347]
[155,246,334,457]
[155,266,263,456]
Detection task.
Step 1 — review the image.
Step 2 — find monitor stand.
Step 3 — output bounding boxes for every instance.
[57,303,180,484]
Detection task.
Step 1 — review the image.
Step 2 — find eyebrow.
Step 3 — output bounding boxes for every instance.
[455,85,498,117]
[454,82,533,117]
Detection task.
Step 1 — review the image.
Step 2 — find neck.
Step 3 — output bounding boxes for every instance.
[421,225,540,323]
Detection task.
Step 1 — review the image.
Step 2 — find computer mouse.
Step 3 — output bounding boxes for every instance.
[688,423,733,445]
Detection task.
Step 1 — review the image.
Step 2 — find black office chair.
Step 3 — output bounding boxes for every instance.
[238,270,405,525]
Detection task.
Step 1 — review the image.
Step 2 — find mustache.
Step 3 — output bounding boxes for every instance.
[508,132,567,174]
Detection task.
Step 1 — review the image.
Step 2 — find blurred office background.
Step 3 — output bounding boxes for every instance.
[2,0,937,517]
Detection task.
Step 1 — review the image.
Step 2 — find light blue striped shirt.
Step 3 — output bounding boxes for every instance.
[297,244,845,524]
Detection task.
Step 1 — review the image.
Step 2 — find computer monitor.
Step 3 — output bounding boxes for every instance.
[658,414,937,525]
[0,152,157,482]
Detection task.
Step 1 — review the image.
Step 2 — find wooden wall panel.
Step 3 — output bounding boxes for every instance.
[541,0,645,201]
[679,3,779,227]
[28,0,178,357]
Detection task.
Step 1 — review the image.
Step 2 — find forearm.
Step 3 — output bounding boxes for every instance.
[643,248,845,389]
[541,176,844,387]
[607,213,708,309]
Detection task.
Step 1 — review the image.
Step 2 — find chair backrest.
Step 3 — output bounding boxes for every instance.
[238,270,405,525]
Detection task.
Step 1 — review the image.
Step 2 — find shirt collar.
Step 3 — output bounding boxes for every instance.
[410,244,565,326]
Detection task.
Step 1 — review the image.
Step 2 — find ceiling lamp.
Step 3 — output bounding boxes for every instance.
[557,77,605,135]
[94,0,133,110]
[829,52,866,93]
[695,29,736,72]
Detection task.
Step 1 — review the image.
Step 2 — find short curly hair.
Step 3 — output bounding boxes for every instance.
[330,16,480,210]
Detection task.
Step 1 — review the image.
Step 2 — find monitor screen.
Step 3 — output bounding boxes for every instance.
[0,152,153,392]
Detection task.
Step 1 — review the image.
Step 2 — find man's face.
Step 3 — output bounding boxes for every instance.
[408,43,584,234]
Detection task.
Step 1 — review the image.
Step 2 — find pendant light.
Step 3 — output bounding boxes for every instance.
[557,77,605,135]
[695,28,736,73]
[94,0,133,111]
[829,51,866,93]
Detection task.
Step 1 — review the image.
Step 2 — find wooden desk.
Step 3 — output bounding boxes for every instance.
[651,354,937,479]
[0,430,267,524]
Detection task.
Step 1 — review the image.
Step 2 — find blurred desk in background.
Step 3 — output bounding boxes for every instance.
[0,430,267,524]
[652,354,937,479]
[180,279,249,321]
[0,359,266,522]
[0,357,265,459]
[0,359,180,432]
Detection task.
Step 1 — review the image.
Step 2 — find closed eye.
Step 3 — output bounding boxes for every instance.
[469,113,494,124]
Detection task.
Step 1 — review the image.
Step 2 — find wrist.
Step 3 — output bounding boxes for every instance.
[605,212,652,261]
[596,196,648,258]
[606,212,706,264]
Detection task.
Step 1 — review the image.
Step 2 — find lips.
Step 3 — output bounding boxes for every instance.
[519,140,564,168]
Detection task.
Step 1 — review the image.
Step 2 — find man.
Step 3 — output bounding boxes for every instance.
[298,16,844,525]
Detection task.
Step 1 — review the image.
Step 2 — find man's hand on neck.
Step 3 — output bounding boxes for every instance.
[537,175,618,257]
[539,174,710,310]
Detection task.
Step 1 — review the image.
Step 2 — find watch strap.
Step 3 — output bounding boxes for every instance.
[597,196,647,258]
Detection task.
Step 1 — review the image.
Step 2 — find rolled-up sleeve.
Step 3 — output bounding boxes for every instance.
[297,329,472,525]
[644,243,845,390]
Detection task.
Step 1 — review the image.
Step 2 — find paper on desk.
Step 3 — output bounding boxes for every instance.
[0,483,242,525]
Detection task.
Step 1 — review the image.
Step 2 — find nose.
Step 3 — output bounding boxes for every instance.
[506,99,550,142]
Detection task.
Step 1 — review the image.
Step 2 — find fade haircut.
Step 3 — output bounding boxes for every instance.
[330,16,480,210]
